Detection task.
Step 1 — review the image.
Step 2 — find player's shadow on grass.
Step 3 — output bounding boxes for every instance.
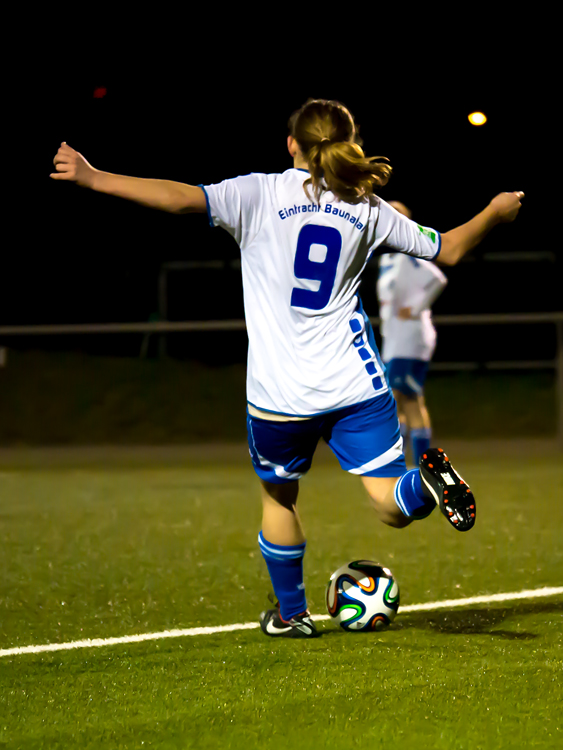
[393,599,563,640]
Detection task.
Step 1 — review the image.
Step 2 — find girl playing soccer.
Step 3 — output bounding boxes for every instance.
[51,99,524,638]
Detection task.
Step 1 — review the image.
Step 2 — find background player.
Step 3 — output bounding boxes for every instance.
[50,99,524,638]
[377,201,448,466]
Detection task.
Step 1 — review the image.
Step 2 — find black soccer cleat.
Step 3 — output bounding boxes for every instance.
[419,448,476,532]
[260,604,319,638]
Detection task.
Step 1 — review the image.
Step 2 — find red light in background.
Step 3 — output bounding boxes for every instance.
[93,87,107,99]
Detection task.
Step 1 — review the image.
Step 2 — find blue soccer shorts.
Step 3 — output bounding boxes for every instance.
[384,358,429,398]
[247,390,407,484]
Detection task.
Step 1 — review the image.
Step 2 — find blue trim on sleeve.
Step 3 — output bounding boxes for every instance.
[433,231,442,260]
[197,185,214,228]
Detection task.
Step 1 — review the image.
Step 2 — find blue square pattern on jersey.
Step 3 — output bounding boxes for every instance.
[349,308,386,393]
[349,318,362,334]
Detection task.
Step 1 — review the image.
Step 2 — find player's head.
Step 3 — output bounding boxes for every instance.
[288,99,392,204]
[388,201,412,219]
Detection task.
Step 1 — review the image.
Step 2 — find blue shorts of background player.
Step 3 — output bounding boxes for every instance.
[384,358,432,467]
[385,358,429,398]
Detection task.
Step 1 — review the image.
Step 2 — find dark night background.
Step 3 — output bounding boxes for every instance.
[5,42,559,365]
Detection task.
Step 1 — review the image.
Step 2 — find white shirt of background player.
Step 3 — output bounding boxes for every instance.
[377,206,448,364]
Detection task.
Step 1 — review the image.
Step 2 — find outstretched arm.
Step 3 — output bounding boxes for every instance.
[438,192,524,266]
[50,143,207,215]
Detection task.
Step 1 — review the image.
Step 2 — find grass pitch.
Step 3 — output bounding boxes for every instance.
[1,441,562,749]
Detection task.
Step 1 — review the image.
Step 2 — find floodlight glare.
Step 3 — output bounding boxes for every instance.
[468,112,487,126]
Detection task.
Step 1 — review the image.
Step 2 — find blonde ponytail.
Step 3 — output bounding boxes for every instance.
[288,99,392,204]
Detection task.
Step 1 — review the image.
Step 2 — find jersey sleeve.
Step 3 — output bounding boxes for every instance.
[376,199,441,260]
[409,261,448,316]
[199,173,268,248]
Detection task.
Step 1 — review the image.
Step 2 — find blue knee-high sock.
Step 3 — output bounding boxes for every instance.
[394,469,435,520]
[411,427,431,466]
[258,531,307,621]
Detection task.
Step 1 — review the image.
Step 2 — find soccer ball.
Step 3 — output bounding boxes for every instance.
[326,560,400,631]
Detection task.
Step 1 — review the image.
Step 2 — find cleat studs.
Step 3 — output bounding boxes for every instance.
[444,499,448,504]
[470,505,475,509]
[466,488,471,493]
[428,463,434,469]
[423,454,427,460]
[471,513,475,518]
[438,448,444,453]
[444,490,448,494]
[460,480,465,485]
[453,518,459,524]
[445,457,449,462]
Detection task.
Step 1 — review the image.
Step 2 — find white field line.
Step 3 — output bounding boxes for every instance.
[1,585,562,659]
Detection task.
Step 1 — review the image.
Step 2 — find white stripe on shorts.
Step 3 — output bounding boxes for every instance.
[257,451,303,481]
[248,417,304,480]
[348,437,404,475]
[405,374,423,394]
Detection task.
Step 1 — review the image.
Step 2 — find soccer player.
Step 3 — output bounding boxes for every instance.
[51,99,524,638]
[377,201,448,466]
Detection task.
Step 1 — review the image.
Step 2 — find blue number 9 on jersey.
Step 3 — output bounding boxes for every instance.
[291,225,342,310]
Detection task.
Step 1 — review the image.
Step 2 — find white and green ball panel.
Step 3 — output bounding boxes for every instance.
[326,560,400,632]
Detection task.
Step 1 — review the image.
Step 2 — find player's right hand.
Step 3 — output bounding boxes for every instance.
[50,143,97,188]
[489,191,525,223]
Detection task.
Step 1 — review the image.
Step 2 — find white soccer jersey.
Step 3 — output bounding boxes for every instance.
[376,252,448,362]
[202,168,441,416]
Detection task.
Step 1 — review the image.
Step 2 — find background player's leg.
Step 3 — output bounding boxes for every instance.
[392,389,409,448]
[259,480,308,620]
[402,393,431,430]
[403,394,432,465]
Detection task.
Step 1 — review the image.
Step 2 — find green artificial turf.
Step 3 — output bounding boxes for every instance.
[0,442,562,748]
